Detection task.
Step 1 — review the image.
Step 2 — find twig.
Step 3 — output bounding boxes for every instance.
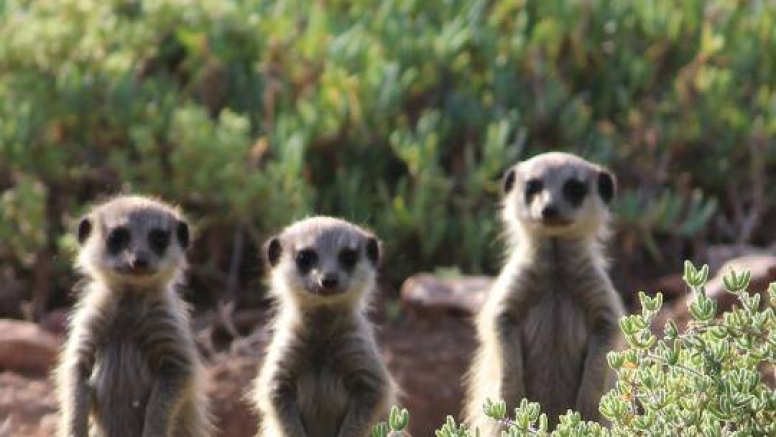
[227,225,245,302]
[644,353,712,381]
[738,137,766,243]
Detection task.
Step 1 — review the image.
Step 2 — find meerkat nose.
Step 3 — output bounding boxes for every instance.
[131,255,150,270]
[541,205,559,220]
[320,274,339,289]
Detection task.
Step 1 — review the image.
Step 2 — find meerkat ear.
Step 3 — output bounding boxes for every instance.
[265,237,282,268]
[598,170,616,204]
[502,168,517,195]
[365,237,380,266]
[77,217,92,245]
[176,220,190,249]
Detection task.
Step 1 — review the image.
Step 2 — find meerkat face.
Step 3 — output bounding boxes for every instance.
[501,152,616,237]
[264,217,380,305]
[76,196,190,288]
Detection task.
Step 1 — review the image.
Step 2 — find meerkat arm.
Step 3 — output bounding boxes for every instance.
[142,360,190,437]
[58,318,100,437]
[336,375,387,437]
[58,355,93,437]
[266,381,308,437]
[497,317,526,406]
[575,318,618,421]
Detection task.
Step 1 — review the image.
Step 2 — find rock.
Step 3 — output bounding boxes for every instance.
[703,254,776,307]
[400,274,491,314]
[704,243,776,272]
[653,255,776,331]
[0,319,62,376]
[0,372,58,437]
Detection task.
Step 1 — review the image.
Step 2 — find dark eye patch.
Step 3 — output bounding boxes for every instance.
[524,178,543,203]
[295,249,318,272]
[148,228,171,255]
[562,178,588,207]
[107,227,130,254]
[339,248,359,270]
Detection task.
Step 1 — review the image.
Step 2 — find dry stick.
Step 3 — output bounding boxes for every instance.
[227,225,245,300]
[738,138,766,244]
[218,225,245,339]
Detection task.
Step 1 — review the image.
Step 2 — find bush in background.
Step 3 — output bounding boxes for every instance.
[1,0,774,315]
[374,262,776,437]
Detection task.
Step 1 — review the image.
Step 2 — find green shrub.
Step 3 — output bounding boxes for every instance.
[1,0,774,307]
[373,262,776,436]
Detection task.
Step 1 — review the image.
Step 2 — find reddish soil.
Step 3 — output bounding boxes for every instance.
[0,307,476,437]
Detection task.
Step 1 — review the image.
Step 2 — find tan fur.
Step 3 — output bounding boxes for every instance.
[252,217,396,437]
[464,153,625,433]
[55,195,213,437]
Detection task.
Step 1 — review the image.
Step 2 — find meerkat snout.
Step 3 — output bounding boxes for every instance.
[502,152,616,236]
[75,195,190,287]
[264,216,380,301]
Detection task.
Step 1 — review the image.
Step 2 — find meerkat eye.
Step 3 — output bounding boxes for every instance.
[148,228,171,255]
[106,227,130,254]
[563,178,588,206]
[295,249,318,271]
[524,179,543,202]
[339,248,358,270]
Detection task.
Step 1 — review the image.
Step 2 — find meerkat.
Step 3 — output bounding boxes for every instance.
[252,216,396,437]
[55,195,213,437]
[464,152,625,433]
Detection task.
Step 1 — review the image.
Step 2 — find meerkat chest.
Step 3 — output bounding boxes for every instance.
[97,304,148,364]
[91,296,177,391]
[90,303,158,420]
[512,263,597,357]
[519,292,589,358]
[294,336,352,432]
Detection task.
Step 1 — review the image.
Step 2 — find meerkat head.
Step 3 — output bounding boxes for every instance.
[501,152,616,239]
[264,216,381,307]
[75,195,190,288]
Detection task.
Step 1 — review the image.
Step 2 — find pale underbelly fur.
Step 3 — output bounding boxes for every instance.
[296,366,350,437]
[90,341,153,437]
[520,294,589,420]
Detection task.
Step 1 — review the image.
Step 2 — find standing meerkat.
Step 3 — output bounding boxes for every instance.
[252,217,396,437]
[55,195,213,437]
[464,152,625,433]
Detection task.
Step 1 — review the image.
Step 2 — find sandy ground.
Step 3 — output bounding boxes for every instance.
[0,308,476,437]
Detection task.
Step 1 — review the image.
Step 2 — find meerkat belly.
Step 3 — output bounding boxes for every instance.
[296,363,350,437]
[91,317,154,436]
[520,293,589,418]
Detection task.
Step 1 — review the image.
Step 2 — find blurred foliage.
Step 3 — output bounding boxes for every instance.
[1,0,775,308]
